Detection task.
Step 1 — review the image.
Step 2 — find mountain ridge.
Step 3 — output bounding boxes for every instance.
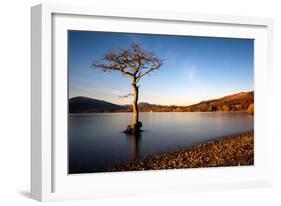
[69,91,254,113]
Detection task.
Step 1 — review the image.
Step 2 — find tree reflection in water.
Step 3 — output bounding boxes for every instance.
[126,132,142,160]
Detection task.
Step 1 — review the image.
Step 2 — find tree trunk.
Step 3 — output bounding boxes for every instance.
[124,78,142,134]
[130,80,142,134]
[132,80,139,125]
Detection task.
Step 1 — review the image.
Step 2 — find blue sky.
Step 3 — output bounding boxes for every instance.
[68,31,254,106]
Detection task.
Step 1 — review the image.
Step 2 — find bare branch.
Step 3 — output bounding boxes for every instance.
[92,60,134,77]
[136,62,163,83]
[118,93,134,98]
[91,42,163,82]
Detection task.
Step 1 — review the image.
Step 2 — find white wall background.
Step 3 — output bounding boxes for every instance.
[0,0,280,205]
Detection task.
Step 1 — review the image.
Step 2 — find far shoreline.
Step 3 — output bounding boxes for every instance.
[69,110,253,114]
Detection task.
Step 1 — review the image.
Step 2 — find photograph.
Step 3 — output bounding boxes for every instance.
[68,31,254,174]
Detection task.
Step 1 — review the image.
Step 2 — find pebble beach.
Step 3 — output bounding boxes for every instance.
[106,131,254,172]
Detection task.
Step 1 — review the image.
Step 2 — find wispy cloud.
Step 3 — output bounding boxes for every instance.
[187,66,196,80]
[181,63,197,81]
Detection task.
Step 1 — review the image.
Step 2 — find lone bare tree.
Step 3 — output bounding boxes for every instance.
[92,43,163,134]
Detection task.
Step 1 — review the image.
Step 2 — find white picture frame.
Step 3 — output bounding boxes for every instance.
[31,3,274,202]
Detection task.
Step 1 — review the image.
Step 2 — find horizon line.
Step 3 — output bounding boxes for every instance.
[69,90,254,107]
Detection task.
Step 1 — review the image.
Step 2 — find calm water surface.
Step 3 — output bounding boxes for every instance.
[68,112,253,173]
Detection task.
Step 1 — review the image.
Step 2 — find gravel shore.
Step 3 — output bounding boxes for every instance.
[106,131,254,172]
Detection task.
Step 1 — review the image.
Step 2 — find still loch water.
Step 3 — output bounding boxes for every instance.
[68,112,253,174]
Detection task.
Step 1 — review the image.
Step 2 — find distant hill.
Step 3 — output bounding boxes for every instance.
[138,102,159,107]
[69,91,254,113]
[185,91,254,112]
[69,96,126,113]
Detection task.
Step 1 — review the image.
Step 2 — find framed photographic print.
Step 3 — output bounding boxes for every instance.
[31,3,274,201]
